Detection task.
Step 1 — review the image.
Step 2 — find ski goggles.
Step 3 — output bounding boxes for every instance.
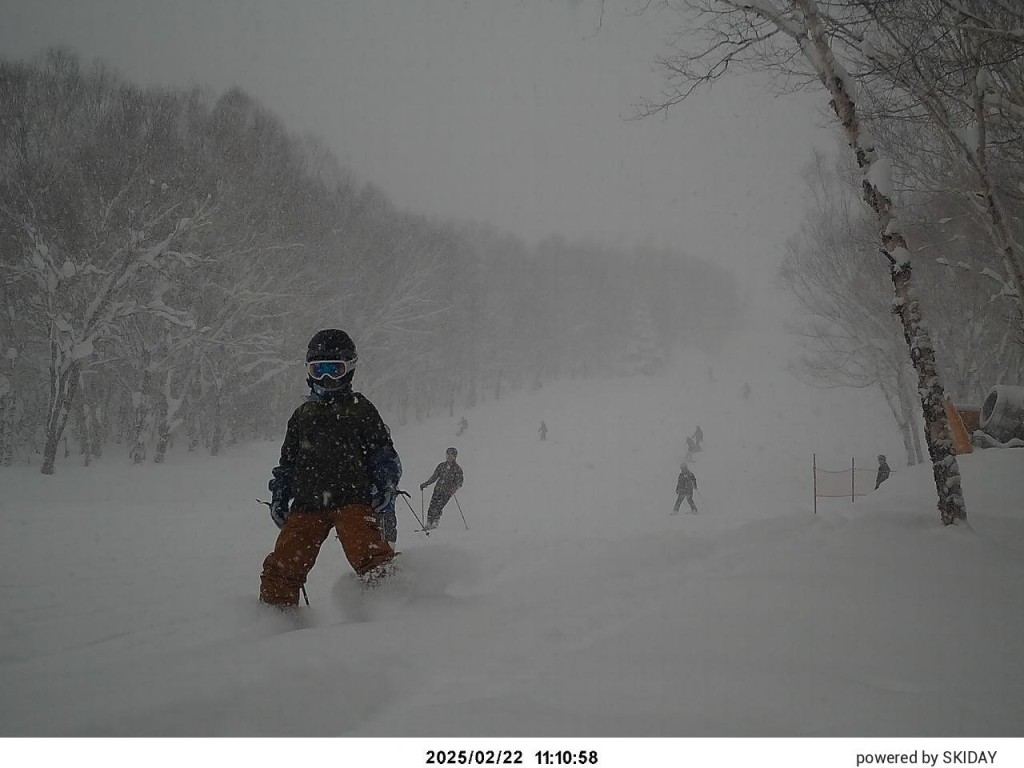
[307,359,356,380]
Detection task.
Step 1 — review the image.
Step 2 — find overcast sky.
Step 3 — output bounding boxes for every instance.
[1,0,837,291]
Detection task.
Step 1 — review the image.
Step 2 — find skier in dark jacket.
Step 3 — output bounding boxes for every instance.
[420,446,464,529]
[260,329,401,607]
[673,462,698,514]
[539,420,548,441]
[875,454,891,490]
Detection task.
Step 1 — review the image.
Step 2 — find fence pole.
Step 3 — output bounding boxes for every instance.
[813,453,817,515]
[851,457,855,503]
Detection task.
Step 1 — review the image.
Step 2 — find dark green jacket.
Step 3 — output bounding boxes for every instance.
[270,389,398,511]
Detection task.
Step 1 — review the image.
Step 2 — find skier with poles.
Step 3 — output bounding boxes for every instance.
[672,462,698,515]
[259,329,401,608]
[420,446,464,530]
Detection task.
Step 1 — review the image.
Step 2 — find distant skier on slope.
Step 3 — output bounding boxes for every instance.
[686,435,699,455]
[673,462,698,514]
[456,416,469,436]
[875,454,891,490]
[259,329,401,608]
[420,446,464,530]
[539,420,548,441]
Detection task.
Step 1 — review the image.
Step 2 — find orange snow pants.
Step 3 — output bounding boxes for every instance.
[259,504,395,607]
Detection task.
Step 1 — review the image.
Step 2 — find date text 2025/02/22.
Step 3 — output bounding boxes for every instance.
[424,749,600,765]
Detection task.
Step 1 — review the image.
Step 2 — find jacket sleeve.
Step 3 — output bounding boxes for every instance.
[269,409,301,504]
[369,446,402,490]
[423,463,442,486]
[455,465,464,489]
[360,401,402,490]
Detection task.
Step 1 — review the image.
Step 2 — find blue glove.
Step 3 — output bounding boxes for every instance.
[372,485,398,544]
[373,485,396,516]
[270,498,290,529]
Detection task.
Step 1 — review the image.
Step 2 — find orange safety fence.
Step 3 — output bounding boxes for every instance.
[943,397,974,455]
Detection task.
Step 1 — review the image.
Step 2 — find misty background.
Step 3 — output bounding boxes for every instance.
[1,0,1021,476]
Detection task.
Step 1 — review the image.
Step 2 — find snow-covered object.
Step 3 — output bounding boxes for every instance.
[890,245,911,268]
[973,431,1024,450]
[963,120,980,155]
[979,385,1024,442]
[69,338,94,361]
[976,68,991,93]
[866,155,893,199]
[860,34,876,60]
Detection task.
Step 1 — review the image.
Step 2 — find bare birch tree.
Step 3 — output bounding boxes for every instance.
[638,0,967,523]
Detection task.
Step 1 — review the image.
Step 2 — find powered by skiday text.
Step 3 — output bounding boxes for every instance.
[856,751,998,766]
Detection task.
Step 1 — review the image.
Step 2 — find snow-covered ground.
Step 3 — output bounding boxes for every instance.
[2,321,1023,758]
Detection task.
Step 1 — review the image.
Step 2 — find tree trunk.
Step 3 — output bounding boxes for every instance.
[90,402,104,460]
[153,368,192,464]
[209,386,223,456]
[967,64,1024,307]
[883,382,918,468]
[129,367,152,465]
[0,389,14,467]
[895,362,924,465]
[153,405,171,463]
[41,359,81,475]
[796,0,966,524]
[76,373,92,467]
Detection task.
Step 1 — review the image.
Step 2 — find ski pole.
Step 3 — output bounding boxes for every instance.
[453,494,469,530]
[402,492,429,535]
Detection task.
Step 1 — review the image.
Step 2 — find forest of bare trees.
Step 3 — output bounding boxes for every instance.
[0,49,741,474]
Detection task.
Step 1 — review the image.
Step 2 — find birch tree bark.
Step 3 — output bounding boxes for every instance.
[792,0,965,523]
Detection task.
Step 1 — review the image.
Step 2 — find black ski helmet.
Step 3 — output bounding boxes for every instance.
[306,329,357,363]
[305,329,357,391]
[446,446,458,457]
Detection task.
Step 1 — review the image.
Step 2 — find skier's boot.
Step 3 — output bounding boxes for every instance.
[358,556,399,589]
